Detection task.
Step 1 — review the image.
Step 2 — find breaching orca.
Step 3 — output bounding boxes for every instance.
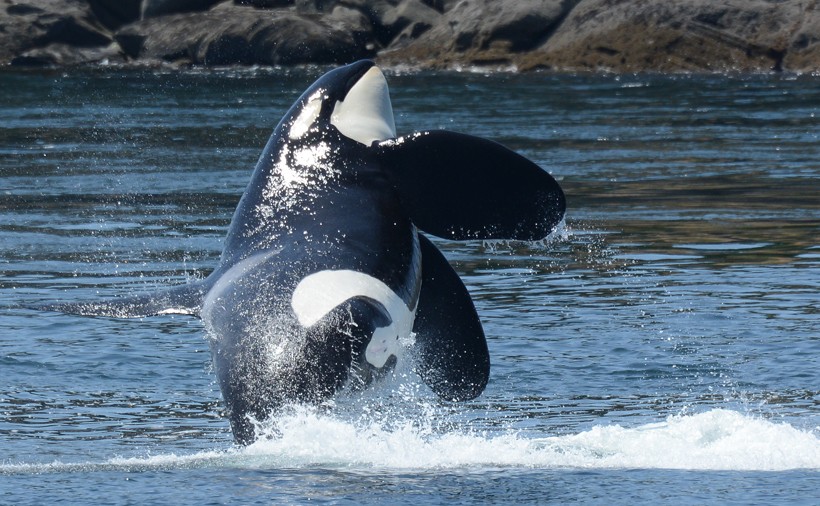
[42,60,566,444]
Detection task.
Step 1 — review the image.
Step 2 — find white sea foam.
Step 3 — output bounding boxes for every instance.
[3,409,817,475]
[241,407,820,471]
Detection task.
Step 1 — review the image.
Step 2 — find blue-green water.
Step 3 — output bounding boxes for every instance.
[1,67,818,504]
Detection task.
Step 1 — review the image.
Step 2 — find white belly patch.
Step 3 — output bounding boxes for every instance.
[291,269,414,368]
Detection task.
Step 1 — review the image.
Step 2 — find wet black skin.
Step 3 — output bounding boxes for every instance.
[204,62,420,443]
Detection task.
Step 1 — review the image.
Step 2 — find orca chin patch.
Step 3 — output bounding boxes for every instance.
[290,269,413,368]
[331,66,396,145]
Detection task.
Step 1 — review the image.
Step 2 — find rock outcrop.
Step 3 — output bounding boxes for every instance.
[521,0,808,72]
[1,0,119,66]
[1,0,818,72]
[382,0,820,73]
[378,0,576,67]
[114,3,373,65]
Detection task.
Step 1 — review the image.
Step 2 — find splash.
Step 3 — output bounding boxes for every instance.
[481,217,571,253]
[240,407,820,471]
[4,408,817,475]
[544,409,820,471]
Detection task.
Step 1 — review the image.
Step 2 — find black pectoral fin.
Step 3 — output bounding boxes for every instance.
[376,130,566,240]
[413,234,489,401]
[37,281,209,318]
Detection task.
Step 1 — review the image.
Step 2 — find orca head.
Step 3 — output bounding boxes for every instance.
[283,60,396,146]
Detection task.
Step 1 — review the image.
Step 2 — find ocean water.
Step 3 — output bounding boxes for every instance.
[1,66,818,504]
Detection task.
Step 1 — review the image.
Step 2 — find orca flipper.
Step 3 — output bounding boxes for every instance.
[376,131,565,240]
[39,281,208,318]
[413,234,489,401]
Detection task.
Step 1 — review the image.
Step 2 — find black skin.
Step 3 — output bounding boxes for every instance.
[204,63,420,443]
[38,60,566,445]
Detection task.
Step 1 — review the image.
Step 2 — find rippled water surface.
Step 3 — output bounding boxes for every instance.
[1,67,819,504]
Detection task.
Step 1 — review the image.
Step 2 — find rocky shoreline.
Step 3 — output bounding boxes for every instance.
[2,0,819,72]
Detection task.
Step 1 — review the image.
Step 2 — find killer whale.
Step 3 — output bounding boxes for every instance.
[41,60,566,444]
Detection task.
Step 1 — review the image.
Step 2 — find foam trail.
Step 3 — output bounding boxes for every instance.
[0,450,230,475]
[2,409,818,474]
[241,408,819,471]
[540,409,820,471]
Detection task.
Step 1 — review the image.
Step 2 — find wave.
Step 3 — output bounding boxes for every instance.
[2,408,818,475]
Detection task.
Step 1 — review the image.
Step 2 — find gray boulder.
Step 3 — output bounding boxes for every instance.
[378,0,576,67]
[115,2,375,65]
[1,0,818,71]
[1,0,116,66]
[380,0,441,46]
[379,0,820,72]
[521,0,810,72]
[783,5,820,73]
[443,0,576,52]
[327,5,377,49]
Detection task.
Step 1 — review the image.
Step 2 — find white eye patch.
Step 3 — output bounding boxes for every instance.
[289,92,323,140]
